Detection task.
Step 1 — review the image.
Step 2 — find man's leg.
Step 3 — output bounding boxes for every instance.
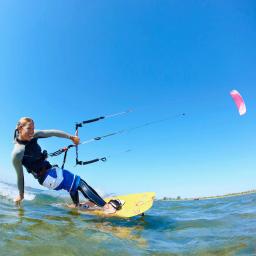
[70,190,79,206]
[78,179,106,207]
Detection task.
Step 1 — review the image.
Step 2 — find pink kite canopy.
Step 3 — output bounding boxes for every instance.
[230,90,246,115]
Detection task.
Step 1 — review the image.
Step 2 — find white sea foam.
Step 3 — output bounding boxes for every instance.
[0,180,109,202]
[0,181,35,201]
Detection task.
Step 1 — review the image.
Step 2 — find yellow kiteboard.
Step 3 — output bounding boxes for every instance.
[76,192,155,218]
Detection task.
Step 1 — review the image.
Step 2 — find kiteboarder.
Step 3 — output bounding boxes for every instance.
[12,117,123,214]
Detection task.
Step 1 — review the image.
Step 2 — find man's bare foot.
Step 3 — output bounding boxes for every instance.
[103,199,125,214]
[103,203,116,214]
[67,203,77,209]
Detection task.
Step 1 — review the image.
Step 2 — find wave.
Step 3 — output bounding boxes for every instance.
[0,181,36,201]
[0,181,110,206]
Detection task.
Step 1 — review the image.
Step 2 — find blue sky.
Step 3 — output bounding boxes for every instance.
[0,1,256,198]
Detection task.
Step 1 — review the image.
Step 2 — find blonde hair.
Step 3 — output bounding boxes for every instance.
[16,117,34,129]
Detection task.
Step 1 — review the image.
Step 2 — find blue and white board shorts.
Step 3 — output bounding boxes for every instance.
[41,167,80,194]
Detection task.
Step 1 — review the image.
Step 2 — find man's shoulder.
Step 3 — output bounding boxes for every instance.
[12,143,25,158]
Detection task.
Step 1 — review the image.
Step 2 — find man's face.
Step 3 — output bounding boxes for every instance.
[19,122,34,141]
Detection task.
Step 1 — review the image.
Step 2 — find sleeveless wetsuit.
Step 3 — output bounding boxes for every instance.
[12,129,106,207]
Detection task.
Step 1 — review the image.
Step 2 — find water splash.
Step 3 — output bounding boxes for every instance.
[0,181,35,201]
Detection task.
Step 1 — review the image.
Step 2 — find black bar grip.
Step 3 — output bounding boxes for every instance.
[78,158,100,165]
[82,116,104,124]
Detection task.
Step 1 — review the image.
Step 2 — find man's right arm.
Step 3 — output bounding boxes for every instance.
[11,145,25,201]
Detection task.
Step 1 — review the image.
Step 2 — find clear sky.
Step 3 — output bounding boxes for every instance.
[0,1,256,199]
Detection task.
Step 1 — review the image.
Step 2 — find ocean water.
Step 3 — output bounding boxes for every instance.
[1,181,256,256]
